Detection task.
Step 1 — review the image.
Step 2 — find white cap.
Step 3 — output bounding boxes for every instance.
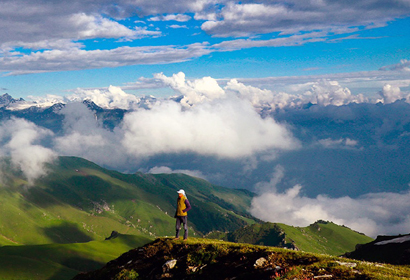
[177,189,186,196]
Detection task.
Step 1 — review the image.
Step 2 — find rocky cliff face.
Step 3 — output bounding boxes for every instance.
[344,234,410,265]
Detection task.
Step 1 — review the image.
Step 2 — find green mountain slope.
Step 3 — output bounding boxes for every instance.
[0,156,257,245]
[208,220,373,256]
[0,233,152,280]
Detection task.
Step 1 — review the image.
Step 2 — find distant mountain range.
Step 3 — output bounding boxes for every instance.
[0,93,24,107]
[0,93,127,132]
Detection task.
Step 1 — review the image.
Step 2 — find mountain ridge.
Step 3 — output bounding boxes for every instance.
[207,220,373,256]
[0,156,257,245]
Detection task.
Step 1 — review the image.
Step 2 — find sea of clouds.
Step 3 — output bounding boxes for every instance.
[2,70,410,237]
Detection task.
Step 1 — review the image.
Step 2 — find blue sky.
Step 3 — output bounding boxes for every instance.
[0,0,409,98]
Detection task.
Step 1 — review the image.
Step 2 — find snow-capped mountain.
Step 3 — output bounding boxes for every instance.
[0,93,24,107]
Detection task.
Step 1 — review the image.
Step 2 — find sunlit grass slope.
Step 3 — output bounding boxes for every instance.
[0,233,152,280]
[0,156,257,245]
[208,220,373,256]
[277,220,373,255]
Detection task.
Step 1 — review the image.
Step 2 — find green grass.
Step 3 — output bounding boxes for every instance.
[277,221,373,255]
[0,156,258,246]
[163,238,410,279]
[90,238,410,280]
[208,220,374,256]
[0,234,153,280]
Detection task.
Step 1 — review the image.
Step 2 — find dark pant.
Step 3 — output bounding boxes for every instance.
[175,216,188,239]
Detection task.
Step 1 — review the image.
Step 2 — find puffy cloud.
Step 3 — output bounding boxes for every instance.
[225,79,297,110]
[305,80,367,106]
[121,97,298,158]
[0,118,57,183]
[250,184,410,237]
[149,14,192,22]
[154,72,226,106]
[379,84,410,104]
[225,78,369,111]
[70,13,139,40]
[53,102,127,167]
[47,82,299,170]
[68,86,141,109]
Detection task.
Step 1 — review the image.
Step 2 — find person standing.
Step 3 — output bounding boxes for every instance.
[174,189,191,240]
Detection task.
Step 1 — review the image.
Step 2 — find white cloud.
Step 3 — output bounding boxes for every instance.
[251,184,410,237]
[0,0,408,76]
[45,81,299,170]
[253,164,285,194]
[379,84,410,104]
[154,72,226,106]
[149,14,191,22]
[213,32,328,51]
[67,86,141,109]
[225,79,296,110]
[318,138,358,148]
[224,78,369,111]
[121,97,298,158]
[0,118,57,183]
[70,13,137,39]
[380,59,410,72]
[168,25,188,29]
[148,166,206,179]
[0,43,212,75]
[200,1,410,37]
[53,102,127,167]
[305,80,367,106]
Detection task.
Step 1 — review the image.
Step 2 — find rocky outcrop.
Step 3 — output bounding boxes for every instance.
[344,233,410,265]
[72,238,371,280]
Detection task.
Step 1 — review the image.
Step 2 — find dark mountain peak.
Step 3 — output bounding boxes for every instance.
[82,99,103,112]
[41,102,66,114]
[344,233,410,265]
[0,93,24,106]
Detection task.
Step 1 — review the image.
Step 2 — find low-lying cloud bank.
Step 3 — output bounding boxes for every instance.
[121,97,298,158]
[11,66,410,112]
[251,184,410,237]
[0,118,57,184]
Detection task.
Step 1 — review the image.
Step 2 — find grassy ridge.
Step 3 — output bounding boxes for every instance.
[74,238,410,280]
[0,234,152,280]
[208,220,373,256]
[277,221,373,255]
